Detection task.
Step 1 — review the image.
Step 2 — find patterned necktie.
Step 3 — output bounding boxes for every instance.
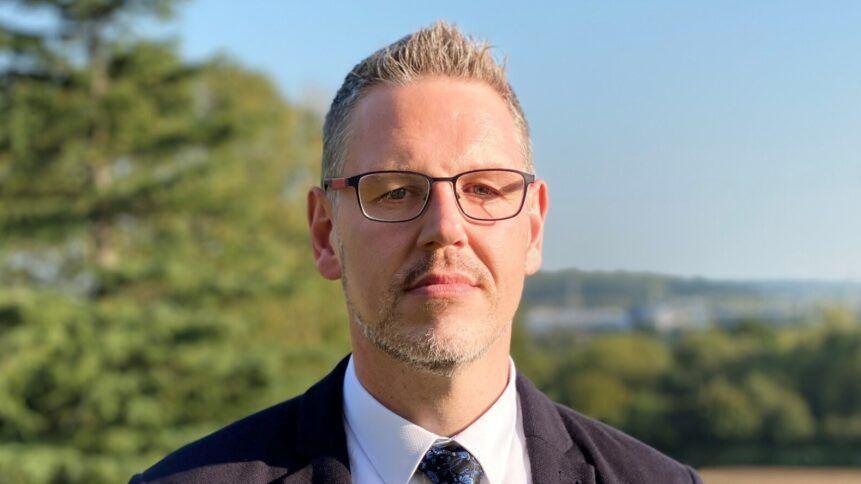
[418,441,485,484]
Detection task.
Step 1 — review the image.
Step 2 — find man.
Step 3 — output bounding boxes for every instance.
[132,21,702,484]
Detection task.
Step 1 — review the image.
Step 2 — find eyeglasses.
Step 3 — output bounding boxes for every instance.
[323,168,536,223]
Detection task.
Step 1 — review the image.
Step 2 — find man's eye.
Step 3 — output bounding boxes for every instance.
[381,187,412,200]
[463,184,500,197]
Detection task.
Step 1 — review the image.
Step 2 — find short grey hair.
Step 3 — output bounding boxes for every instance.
[321,20,533,187]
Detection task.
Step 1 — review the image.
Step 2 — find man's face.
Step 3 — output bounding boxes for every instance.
[309,76,548,375]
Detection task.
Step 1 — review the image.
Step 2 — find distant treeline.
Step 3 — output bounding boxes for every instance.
[512,308,861,466]
[525,268,861,310]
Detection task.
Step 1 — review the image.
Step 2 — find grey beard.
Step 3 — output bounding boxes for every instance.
[339,243,503,377]
[348,295,500,377]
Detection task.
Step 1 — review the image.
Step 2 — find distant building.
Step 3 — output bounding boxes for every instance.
[526,306,632,334]
[631,297,711,331]
[522,273,861,335]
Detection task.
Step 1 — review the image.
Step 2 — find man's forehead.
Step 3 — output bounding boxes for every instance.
[345,79,522,174]
[345,140,521,176]
[353,80,511,130]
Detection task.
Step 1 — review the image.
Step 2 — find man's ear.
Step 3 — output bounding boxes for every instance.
[307,187,342,280]
[524,179,549,276]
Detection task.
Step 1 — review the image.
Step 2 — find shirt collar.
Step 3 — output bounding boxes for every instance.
[342,355,519,484]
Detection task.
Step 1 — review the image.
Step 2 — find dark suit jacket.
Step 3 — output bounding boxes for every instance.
[131,355,702,483]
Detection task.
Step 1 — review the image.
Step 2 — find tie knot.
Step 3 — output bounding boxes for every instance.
[418,441,484,484]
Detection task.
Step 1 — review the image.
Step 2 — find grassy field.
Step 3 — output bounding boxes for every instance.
[700,467,861,483]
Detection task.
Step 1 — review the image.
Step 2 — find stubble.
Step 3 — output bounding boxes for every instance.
[339,243,505,377]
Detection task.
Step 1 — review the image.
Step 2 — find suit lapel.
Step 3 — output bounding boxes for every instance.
[280,355,352,484]
[517,373,596,484]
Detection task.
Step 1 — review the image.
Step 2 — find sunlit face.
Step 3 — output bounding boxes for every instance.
[313,76,548,375]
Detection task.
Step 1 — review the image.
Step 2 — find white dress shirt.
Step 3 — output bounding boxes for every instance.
[342,355,532,484]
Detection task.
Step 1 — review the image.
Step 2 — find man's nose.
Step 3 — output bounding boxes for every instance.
[415,181,468,250]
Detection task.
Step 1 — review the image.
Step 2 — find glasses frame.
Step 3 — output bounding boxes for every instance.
[323,168,536,223]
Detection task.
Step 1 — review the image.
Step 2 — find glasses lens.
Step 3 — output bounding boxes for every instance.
[358,172,430,221]
[456,170,526,220]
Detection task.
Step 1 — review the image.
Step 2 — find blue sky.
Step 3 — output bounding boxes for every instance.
[9,1,861,281]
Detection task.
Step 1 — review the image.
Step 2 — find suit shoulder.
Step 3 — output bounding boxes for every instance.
[132,395,304,483]
[552,402,701,483]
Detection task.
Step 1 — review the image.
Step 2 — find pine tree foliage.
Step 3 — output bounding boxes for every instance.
[0,1,348,481]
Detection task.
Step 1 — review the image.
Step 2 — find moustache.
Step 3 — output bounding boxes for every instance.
[399,253,486,291]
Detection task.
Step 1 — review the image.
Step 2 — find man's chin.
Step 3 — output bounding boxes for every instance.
[382,339,483,377]
[357,311,506,377]
[399,294,485,320]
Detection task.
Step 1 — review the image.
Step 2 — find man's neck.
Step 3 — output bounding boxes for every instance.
[349,323,512,437]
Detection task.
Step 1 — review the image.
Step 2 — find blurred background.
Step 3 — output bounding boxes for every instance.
[0,1,859,482]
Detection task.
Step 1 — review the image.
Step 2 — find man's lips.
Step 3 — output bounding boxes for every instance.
[406,273,479,296]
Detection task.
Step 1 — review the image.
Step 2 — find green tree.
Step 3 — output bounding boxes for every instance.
[696,378,762,441]
[743,373,814,444]
[0,1,347,481]
[562,370,631,426]
[578,334,671,383]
